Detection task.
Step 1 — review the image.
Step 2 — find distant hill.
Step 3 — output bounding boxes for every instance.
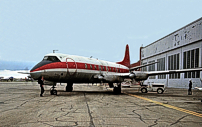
[0,60,37,70]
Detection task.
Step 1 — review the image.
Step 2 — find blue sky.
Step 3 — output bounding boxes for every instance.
[0,0,202,64]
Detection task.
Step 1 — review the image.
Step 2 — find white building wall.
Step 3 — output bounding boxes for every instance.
[141,17,202,88]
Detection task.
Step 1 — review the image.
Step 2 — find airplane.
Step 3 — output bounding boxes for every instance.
[21,44,202,95]
[0,76,14,82]
[195,87,202,91]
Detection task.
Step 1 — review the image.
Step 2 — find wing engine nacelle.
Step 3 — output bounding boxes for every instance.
[43,80,56,86]
[130,72,148,81]
[94,74,124,82]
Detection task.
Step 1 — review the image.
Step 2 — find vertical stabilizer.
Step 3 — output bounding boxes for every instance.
[116,44,130,68]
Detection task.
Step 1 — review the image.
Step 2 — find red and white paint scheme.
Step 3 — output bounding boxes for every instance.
[30,45,131,94]
[28,44,202,95]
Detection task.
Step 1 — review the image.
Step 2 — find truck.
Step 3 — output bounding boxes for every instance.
[140,82,165,94]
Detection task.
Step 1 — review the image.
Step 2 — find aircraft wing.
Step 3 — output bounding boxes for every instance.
[146,68,202,76]
[130,62,158,71]
[18,72,30,74]
[108,67,202,82]
[195,87,202,90]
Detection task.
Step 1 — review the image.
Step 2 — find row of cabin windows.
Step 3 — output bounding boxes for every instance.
[85,64,122,72]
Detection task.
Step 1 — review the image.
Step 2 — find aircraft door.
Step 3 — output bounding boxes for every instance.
[66,58,77,76]
[98,60,104,75]
[103,62,108,75]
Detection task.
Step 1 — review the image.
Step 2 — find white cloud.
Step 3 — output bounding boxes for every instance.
[0,70,29,79]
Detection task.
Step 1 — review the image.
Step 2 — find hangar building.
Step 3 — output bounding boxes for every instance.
[140,17,202,88]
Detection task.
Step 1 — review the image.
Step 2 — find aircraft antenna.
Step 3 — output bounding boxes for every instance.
[53,50,58,53]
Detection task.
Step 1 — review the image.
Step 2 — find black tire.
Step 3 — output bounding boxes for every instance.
[157,88,164,94]
[50,90,57,95]
[113,87,121,94]
[141,88,148,93]
[66,86,73,92]
[50,90,53,95]
[109,83,114,88]
[53,90,57,95]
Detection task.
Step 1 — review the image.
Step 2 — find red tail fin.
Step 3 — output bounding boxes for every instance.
[116,44,130,68]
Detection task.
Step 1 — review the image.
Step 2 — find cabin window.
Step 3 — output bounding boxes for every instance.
[90,65,92,69]
[99,65,101,71]
[94,65,97,70]
[103,66,105,71]
[85,64,87,69]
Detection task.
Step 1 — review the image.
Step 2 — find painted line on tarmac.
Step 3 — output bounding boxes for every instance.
[125,93,202,118]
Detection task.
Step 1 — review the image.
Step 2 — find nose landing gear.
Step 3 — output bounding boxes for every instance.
[50,85,57,95]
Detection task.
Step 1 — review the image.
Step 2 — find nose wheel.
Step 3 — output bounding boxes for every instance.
[50,85,57,95]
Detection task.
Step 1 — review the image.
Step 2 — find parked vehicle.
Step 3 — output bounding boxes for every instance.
[140,82,165,94]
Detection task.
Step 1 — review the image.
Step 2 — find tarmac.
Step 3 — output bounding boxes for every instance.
[0,82,202,127]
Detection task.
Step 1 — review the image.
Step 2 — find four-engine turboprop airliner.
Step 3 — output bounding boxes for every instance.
[28,45,202,95]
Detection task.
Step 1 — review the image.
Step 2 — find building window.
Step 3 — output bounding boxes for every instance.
[157,57,166,79]
[168,54,180,79]
[183,48,200,78]
[141,62,147,72]
[148,60,155,79]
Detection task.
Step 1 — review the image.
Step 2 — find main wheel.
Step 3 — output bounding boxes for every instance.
[141,88,148,93]
[113,87,121,94]
[109,83,114,88]
[66,83,73,92]
[157,88,164,94]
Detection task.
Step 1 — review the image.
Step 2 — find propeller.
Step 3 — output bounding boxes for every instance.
[18,67,34,82]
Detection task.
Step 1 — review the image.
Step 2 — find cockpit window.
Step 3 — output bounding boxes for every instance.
[43,56,60,62]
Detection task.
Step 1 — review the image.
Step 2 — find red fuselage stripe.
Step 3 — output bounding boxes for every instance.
[30,62,129,73]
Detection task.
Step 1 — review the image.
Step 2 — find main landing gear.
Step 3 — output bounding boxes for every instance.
[66,83,73,92]
[50,85,57,95]
[113,83,121,94]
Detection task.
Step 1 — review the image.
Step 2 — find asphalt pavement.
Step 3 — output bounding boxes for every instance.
[0,82,202,127]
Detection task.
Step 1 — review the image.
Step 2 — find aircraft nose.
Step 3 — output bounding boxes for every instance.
[30,60,53,80]
[30,61,44,80]
[30,66,42,80]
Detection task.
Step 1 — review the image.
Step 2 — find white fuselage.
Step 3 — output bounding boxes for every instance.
[30,53,129,83]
